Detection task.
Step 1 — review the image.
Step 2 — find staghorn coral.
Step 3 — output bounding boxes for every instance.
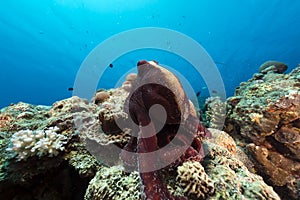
[176,160,214,199]
[6,126,67,161]
[84,166,140,200]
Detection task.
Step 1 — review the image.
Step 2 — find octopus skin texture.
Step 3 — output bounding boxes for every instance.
[120,60,210,200]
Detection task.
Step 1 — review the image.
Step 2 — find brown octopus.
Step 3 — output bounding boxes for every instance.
[120,60,210,200]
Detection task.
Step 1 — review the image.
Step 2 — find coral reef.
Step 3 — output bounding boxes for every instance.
[176,160,214,199]
[6,126,67,161]
[93,91,110,105]
[203,96,226,130]
[97,88,129,135]
[0,61,288,200]
[0,97,101,200]
[259,60,288,74]
[207,128,236,155]
[225,63,300,199]
[203,136,280,200]
[121,73,137,91]
[84,166,140,200]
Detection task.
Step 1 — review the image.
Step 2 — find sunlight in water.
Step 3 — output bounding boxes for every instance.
[55,0,158,12]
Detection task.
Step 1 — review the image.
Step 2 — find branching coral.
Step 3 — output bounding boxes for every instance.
[6,126,67,161]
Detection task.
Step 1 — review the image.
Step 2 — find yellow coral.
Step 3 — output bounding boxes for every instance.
[176,161,214,199]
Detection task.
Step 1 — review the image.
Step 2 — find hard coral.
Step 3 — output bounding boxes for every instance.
[226,63,300,199]
[6,126,67,161]
[176,160,214,199]
[97,88,129,135]
[204,140,281,200]
[94,91,110,105]
[121,73,137,91]
[259,60,288,74]
[84,166,140,200]
[0,114,13,129]
[203,96,226,130]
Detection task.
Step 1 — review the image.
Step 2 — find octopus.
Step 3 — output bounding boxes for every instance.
[120,60,210,200]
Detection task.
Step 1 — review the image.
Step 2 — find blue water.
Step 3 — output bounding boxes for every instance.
[1,0,300,108]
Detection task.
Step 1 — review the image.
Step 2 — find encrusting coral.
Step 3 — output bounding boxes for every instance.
[6,126,67,161]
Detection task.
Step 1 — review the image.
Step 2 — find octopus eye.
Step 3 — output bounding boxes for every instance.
[137,60,148,66]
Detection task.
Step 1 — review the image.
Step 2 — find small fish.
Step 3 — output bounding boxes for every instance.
[196,91,201,97]
[109,63,113,68]
[68,87,74,91]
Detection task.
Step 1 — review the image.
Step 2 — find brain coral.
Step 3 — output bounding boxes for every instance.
[176,160,215,199]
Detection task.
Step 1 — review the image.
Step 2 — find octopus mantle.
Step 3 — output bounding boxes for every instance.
[120,60,210,200]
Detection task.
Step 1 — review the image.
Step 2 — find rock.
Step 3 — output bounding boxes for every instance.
[259,60,288,74]
[225,64,300,199]
[93,91,110,105]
